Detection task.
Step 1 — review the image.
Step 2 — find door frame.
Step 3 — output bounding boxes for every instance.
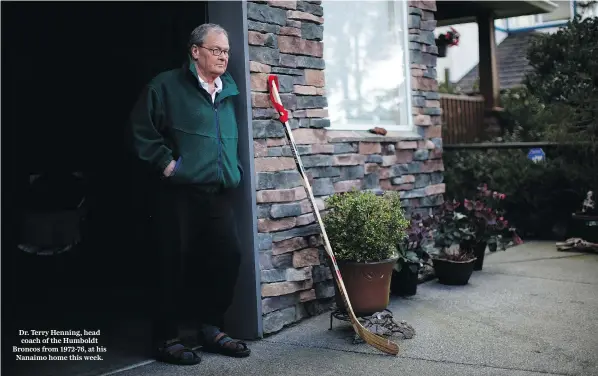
[208,2,262,340]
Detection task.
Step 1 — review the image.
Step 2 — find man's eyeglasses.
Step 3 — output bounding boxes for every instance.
[199,46,230,57]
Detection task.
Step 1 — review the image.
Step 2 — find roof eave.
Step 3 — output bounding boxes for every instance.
[436,0,560,27]
[524,0,560,14]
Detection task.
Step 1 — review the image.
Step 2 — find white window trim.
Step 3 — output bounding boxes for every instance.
[324,0,414,133]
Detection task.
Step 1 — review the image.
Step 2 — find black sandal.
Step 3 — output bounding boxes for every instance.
[155,340,201,365]
[202,334,251,358]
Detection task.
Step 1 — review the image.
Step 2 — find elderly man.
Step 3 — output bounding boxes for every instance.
[128,23,250,365]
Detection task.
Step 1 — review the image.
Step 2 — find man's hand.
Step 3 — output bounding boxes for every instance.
[163,160,176,177]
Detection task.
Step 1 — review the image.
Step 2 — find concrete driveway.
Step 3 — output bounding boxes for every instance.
[107,241,598,376]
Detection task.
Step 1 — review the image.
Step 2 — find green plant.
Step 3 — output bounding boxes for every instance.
[499,87,555,142]
[397,212,435,263]
[438,81,459,94]
[463,183,512,251]
[525,16,598,142]
[432,200,478,261]
[443,146,593,239]
[323,190,409,263]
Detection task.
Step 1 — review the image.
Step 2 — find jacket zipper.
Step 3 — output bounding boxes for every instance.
[214,101,223,184]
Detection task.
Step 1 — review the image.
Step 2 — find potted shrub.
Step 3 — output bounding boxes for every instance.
[430,199,479,285]
[391,212,435,297]
[323,190,409,316]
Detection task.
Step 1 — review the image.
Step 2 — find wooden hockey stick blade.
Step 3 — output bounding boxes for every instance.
[267,75,399,356]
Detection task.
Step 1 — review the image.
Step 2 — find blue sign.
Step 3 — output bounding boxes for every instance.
[528,148,545,163]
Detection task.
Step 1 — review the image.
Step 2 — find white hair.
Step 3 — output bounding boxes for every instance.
[188,23,228,53]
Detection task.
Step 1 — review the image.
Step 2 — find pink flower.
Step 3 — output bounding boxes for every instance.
[444,200,460,211]
[475,201,485,211]
[512,232,524,245]
[500,194,506,200]
[464,199,473,210]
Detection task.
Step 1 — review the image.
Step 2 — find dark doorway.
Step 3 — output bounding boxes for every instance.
[0,2,230,375]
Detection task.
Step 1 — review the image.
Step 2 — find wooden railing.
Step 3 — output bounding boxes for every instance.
[440,93,486,144]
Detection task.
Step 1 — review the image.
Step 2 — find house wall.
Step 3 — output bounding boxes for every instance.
[246,0,444,335]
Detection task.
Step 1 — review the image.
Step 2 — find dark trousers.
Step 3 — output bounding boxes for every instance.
[149,182,242,344]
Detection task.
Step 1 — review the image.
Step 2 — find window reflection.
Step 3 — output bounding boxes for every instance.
[322,0,408,128]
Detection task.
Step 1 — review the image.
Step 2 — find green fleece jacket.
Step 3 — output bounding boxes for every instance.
[129,58,243,188]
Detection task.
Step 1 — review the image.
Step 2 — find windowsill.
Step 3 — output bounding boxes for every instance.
[325,129,422,143]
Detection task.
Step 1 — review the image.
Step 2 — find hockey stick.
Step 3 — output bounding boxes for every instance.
[267,75,400,356]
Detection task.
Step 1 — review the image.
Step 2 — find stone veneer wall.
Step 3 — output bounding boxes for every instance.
[246,0,443,334]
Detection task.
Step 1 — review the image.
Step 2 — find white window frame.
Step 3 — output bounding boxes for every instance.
[322,0,413,132]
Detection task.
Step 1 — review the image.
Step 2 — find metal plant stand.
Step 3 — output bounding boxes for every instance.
[329,307,417,343]
[329,307,367,330]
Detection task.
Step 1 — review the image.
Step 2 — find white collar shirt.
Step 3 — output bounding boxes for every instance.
[197,75,222,103]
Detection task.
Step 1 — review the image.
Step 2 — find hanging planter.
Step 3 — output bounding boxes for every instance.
[435,27,460,58]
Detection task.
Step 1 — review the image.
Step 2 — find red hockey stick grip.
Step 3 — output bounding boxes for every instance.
[267,75,289,123]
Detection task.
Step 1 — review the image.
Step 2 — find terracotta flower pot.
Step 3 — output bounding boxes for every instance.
[331,258,398,316]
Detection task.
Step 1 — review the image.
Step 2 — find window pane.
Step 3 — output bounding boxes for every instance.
[322,0,408,127]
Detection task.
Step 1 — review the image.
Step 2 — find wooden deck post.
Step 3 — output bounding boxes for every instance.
[476,11,499,110]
